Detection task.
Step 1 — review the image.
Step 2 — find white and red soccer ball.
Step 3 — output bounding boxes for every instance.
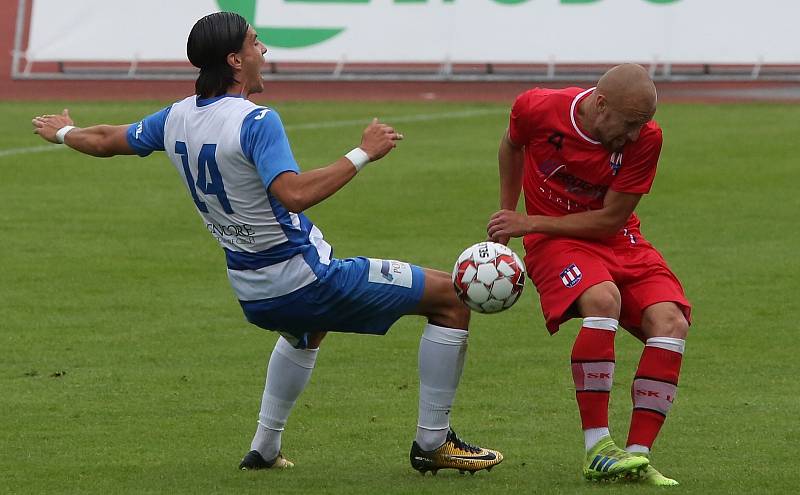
[452,241,526,313]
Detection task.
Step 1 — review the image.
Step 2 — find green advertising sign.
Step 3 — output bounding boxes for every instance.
[219,0,681,49]
[217,0,350,48]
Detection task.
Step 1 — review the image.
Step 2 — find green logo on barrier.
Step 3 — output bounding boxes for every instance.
[218,0,681,49]
[218,0,365,49]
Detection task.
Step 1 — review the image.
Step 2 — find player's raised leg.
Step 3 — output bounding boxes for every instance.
[574,282,649,480]
[409,268,503,475]
[624,302,688,486]
[239,331,327,470]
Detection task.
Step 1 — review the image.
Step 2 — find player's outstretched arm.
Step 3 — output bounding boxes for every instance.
[270,118,403,213]
[488,189,643,241]
[32,109,135,158]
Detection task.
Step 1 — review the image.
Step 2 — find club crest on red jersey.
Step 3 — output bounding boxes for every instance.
[609,152,623,175]
[560,263,582,288]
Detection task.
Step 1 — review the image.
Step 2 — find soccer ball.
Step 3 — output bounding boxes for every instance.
[452,241,526,313]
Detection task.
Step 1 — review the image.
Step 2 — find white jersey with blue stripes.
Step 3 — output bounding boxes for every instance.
[126,94,331,302]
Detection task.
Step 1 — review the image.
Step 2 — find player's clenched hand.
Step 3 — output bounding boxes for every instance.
[487,209,532,242]
[359,118,403,161]
[32,109,74,143]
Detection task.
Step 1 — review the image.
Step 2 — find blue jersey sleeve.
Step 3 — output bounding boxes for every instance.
[240,108,300,189]
[126,106,171,157]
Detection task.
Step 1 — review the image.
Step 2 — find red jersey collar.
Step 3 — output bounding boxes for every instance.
[570,87,602,145]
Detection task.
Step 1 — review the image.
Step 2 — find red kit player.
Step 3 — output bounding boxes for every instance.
[487,64,691,486]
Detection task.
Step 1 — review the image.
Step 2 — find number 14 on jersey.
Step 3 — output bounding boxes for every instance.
[175,141,235,214]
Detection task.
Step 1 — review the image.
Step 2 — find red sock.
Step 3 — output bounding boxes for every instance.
[627,342,684,449]
[571,318,617,430]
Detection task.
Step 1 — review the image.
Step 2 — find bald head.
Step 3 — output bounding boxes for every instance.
[596,63,657,115]
[577,64,658,152]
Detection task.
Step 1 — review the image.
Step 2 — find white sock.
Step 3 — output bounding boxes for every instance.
[415,323,468,451]
[627,444,651,454]
[646,336,686,355]
[250,337,318,460]
[584,427,610,451]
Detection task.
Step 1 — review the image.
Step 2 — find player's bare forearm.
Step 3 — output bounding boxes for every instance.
[488,209,621,241]
[271,159,358,213]
[526,209,627,239]
[488,190,642,241]
[498,130,524,210]
[62,125,136,157]
[271,118,402,213]
[32,109,134,157]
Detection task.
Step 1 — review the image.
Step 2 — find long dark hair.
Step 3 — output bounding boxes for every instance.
[187,12,249,98]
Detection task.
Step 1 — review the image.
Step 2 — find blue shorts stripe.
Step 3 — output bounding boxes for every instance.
[224,243,306,270]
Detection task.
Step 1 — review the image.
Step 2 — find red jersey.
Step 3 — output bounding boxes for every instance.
[508,87,662,234]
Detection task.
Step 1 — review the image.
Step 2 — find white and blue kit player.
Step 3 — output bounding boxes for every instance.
[31,11,503,475]
[127,94,425,350]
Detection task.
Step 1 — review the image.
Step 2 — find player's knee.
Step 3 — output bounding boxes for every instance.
[577,282,621,318]
[306,331,327,349]
[430,283,470,329]
[660,312,689,339]
[418,270,470,330]
[676,318,689,340]
[432,301,470,330]
[644,308,689,339]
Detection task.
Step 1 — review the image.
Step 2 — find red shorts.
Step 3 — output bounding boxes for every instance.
[523,229,692,335]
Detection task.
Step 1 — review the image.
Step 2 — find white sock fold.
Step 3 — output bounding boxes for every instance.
[273,335,319,368]
[415,323,468,451]
[250,337,318,460]
[582,317,619,332]
[646,336,686,355]
[626,444,651,454]
[584,427,610,451]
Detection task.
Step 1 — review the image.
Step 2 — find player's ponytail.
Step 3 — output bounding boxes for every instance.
[187,12,249,98]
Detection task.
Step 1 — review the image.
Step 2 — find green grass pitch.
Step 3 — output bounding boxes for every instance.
[1,99,798,494]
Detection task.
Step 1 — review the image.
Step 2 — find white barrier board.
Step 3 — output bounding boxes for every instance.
[25,0,800,64]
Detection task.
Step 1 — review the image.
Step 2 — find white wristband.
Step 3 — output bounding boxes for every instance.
[345,147,370,172]
[55,125,76,144]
